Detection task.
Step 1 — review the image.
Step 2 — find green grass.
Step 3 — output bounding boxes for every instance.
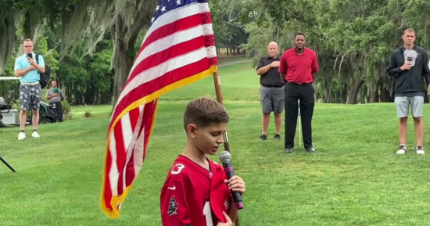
[161,62,258,102]
[218,56,248,64]
[71,105,112,116]
[2,62,430,225]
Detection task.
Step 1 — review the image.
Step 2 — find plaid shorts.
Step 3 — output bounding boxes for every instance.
[19,83,41,111]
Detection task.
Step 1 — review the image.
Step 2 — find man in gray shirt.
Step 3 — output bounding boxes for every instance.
[46,80,65,122]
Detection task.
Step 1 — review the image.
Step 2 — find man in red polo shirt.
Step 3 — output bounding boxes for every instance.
[278,33,319,153]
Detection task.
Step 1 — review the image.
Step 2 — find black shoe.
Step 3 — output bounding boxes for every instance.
[306,147,316,152]
[274,134,281,140]
[285,148,293,153]
[259,134,267,141]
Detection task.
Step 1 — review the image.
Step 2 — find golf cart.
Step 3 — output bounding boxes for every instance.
[0,76,57,126]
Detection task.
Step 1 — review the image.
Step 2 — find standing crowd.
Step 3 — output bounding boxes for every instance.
[257,28,430,155]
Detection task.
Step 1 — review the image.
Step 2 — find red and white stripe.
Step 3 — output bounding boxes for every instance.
[101,1,218,218]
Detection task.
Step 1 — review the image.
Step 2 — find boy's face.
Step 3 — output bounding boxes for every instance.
[189,122,227,155]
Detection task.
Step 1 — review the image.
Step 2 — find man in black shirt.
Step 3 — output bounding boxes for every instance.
[387,28,430,155]
[256,42,285,141]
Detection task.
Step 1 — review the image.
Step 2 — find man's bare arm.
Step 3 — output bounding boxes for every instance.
[257,64,272,75]
[14,67,35,77]
[257,61,279,75]
[33,63,45,73]
[29,58,45,73]
[280,73,286,82]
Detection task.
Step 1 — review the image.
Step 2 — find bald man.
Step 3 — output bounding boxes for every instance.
[256,41,285,141]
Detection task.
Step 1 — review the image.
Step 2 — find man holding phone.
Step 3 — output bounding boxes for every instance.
[14,38,45,140]
[387,28,430,154]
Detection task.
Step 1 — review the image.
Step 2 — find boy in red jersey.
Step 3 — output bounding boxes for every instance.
[160,97,246,226]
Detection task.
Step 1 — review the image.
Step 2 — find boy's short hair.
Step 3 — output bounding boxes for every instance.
[183,97,229,131]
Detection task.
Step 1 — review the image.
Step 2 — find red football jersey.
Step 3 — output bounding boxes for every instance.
[160,155,232,226]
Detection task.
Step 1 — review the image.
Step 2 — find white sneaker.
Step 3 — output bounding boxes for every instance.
[18,132,26,140]
[417,146,425,155]
[32,131,40,138]
[397,145,406,154]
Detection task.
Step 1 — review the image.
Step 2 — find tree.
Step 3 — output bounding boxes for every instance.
[1,0,158,107]
[248,0,430,104]
[0,0,19,75]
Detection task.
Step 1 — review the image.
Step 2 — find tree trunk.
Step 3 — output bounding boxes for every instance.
[111,15,134,108]
[0,10,17,75]
[23,12,33,39]
[372,88,379,103]
[346,80,364,104]
[23,11,43,43]
[367,84,379,103]
[101,92,111,104]
[322,81,331,103]
[110,0,156,109]
[380,84,387,102]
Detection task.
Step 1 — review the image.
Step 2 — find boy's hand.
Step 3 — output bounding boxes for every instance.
[224,175,245,195]
[216,211,232,226]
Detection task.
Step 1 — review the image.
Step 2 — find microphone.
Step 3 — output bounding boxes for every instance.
[219,151,243,210]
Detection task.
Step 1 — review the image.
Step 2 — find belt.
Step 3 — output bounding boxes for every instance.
[262,84,284,88]
[21,82,39,85]
[288,82,312,86]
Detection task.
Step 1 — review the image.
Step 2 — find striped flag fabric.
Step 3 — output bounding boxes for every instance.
[101,0,218,218]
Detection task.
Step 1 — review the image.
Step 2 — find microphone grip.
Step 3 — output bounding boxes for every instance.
[223,162,243,210]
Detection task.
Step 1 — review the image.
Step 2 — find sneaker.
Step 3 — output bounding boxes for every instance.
[285,148,293,153]
[18,132,26,140]
[274,134,281,140]
[259,134,267,141]
[32,131,40,138]
[397,145,406,154]
[306,147,316,153]
[417,146,425,155]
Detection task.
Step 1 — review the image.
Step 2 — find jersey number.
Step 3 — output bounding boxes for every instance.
[203,201,213,226]
[171,163,185,175]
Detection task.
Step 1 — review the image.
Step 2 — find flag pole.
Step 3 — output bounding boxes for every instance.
[212,71,241,226]
[212,71,230,151]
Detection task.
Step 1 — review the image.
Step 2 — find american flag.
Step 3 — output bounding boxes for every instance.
[101,0,218,218]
